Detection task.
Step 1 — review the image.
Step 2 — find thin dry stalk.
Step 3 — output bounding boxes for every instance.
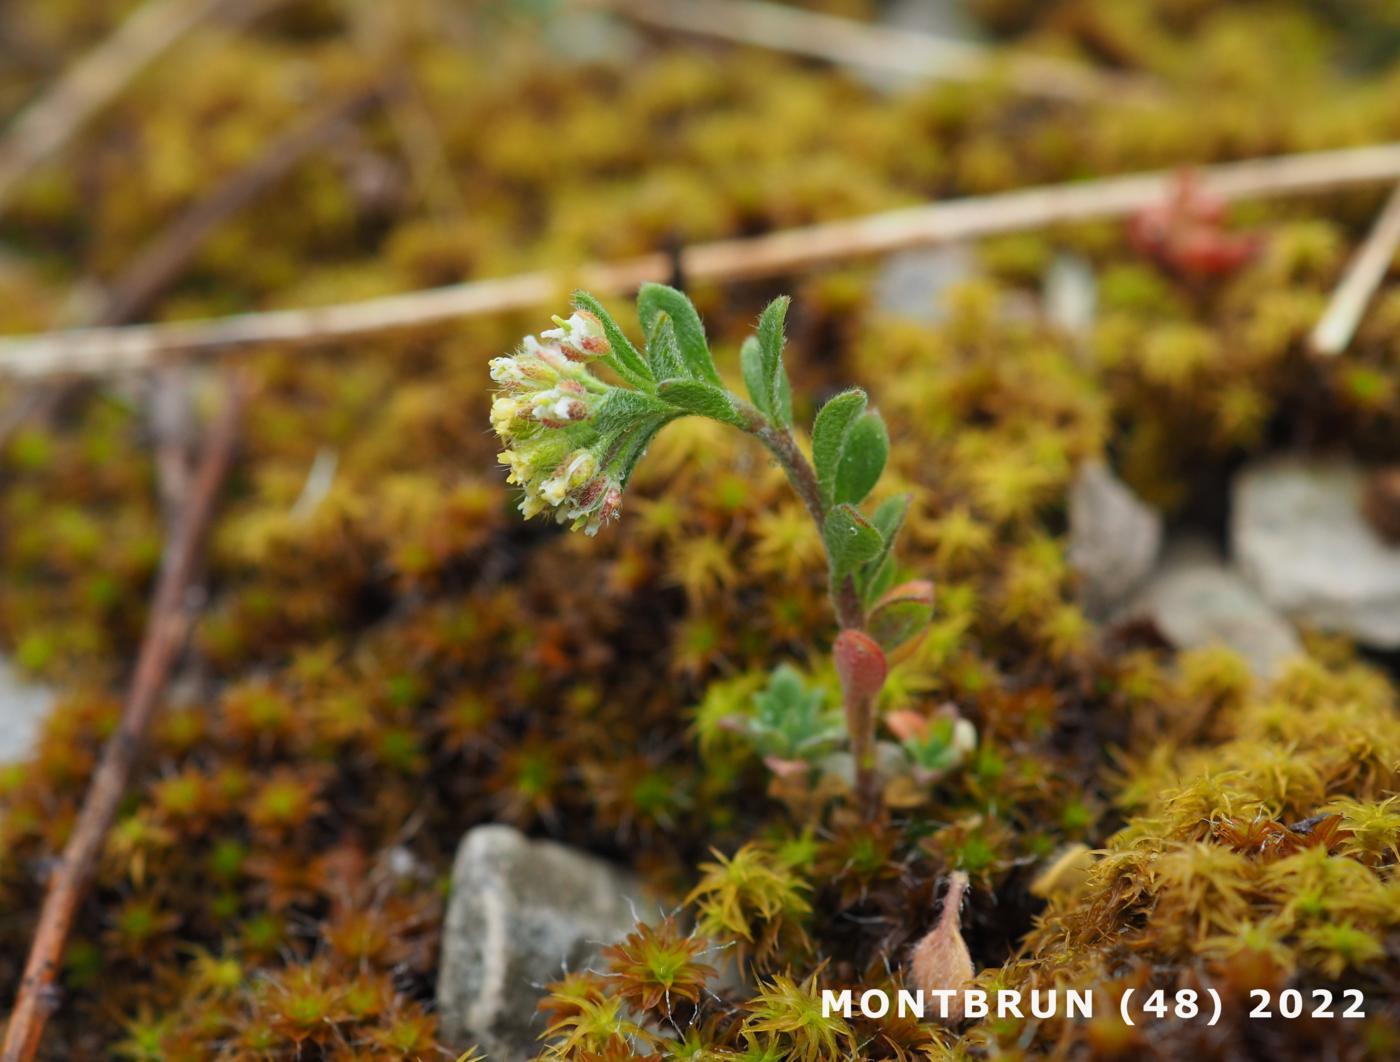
[149,367,197,530]
[0,72,368,456]
[343,0,464,220]
[595,0,1147,103]
[1310,182,1400,357]
[0,385,69,458]
[4,142,1400,377]
[96,86,385,325]
[0,0,236,216]
[0,388,50,447]
[0,375,245,1062]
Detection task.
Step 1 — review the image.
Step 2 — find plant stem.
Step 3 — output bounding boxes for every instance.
[744,408,884,814]
[748,416,865,632]
[847,693,879,816]
[748,416,822,522]
[833,576,865,635]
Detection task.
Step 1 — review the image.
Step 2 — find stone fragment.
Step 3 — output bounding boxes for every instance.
[1044,252,1097,341]
[874,245,976,322]
[0,659,53,764]
[1233,457,1400,649]
[1120,538,1301,678]
[1069,459,1162,617]
[437,825,648,1060]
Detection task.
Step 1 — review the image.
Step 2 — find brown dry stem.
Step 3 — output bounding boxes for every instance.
[1,374,246,1062]
[6,142,1400,378]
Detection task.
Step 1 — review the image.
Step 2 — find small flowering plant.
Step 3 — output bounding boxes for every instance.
[490,284,948,813]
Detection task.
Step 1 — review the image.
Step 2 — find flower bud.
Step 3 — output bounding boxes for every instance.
[540,450,598,505]
[490,395,525,435]
[833,629,887,705]
[528,382,591,426]
[580,483,623,535]
[543,310,611,361]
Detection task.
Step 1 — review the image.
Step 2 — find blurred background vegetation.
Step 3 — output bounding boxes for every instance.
[3,1,1400,1058]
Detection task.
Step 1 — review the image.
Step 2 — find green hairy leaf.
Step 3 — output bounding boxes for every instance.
[637,283,721,386]
[871,493,910,543]
[571,290,654,391]
[748,664,844,761]
[772,360,792,431]
[811,388,866,505]
[658,379,747,427]
[833,411,888,506]
[756,296,793,427]
[858,493,910,601]
[823,504,883,579]
[608,421,672,488]
[592,389,681,486]
[740,336,770,418]
[591,386,676,437]
[862,554,898,602]
[645,313,688,382]
[866,580,935,651]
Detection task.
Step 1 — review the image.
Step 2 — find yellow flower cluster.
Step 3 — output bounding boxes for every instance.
[490,312,623,534]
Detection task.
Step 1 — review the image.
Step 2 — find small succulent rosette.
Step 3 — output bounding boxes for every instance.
[885,702,977,786]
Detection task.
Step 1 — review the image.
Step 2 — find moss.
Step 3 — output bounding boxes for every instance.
[1,0,1400,1057]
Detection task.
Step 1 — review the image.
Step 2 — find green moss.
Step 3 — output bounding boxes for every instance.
[0,0,1399,1057]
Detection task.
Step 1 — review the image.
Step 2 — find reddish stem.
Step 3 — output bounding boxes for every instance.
[2,375,245,1062]
[746,409,887,814]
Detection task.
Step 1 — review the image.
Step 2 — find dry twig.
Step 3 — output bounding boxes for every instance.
[0,388,50,446]
[4,142,1400,377]
[96,86,385,325]
[1,375,245,1062]
[0,78,373,456]
[0,0,294,499]
[0,0,241,217]
[592,0,1146,102]
[1310,182,1400,357]
[149,366,198,530]
[343,0,464,221]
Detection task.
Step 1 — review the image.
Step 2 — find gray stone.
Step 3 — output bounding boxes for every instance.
[881,0,982,40]
[818,740,909,788]
[1119,538,1301,678]
[1044,253,1097,341]
[1069,460,1161,617]
[0,659,53,763]
[1232,457,1400,649]
[541,10,643,66]
[437,825,648,1060]
[873,245,976,322]
[854,0,984,93]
